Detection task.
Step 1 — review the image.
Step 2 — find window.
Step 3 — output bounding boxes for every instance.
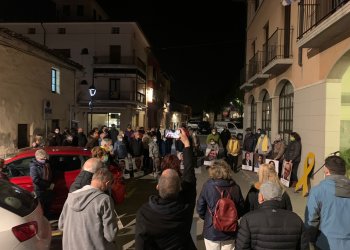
[51,68,60,94]
[262,91,272,138]
[28,28,36,34]
[251,97,257,131]
[81,48,89,55]
[53,49,71,58]
[111,27,120,34]
[279,82,294,142]
[77,5,84,16]
[58,28,66,34]
[109,79,120,99]
[62,5,71,16]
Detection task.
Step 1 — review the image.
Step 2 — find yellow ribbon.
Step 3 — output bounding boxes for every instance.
[295,152,315,196]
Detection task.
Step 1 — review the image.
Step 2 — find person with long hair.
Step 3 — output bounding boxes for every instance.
[244,163,292,212]
[197,160,245,249]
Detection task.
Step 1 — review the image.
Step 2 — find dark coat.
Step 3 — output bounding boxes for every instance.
[197,178,245,241]
[69,170,93,193]
[135,147,197,250]
[284,140,302,163]
[29,159,51,197]
[242,133,256,152]
[77,132,88,147]
[129,138,143,157]
[220,129,232,147]
[236,200,309,250]
[244,183,293,213]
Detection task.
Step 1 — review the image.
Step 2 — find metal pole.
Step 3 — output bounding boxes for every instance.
[90,97,93,131]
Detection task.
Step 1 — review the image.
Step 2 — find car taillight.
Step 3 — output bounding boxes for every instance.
[12,221,38,242]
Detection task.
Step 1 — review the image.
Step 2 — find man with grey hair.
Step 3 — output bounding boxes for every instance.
[135,127,197,249]
[69,157,102,192]
[30,149,53,217]
[236,181,308,250]
[59,168,118,250]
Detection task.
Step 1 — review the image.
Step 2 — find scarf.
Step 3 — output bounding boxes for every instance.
[227,139,239,156]
[258,136,269,152]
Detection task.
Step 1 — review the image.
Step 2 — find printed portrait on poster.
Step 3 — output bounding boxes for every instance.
[265,159,279,174]
[280,160,293,187]
[242,151,253,171]
[254,154,265,173]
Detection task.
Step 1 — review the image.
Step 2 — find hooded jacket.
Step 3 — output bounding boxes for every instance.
[135,147,196,250]
[58,185,117,250]
[305,175,350,250]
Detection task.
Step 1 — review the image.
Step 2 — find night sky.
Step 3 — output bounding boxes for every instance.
[0,0,247,114]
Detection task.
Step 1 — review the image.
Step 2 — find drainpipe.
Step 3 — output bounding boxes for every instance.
[40,22,46,46]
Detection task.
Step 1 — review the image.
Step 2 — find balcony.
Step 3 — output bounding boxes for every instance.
[246,51,269,85]
[77,90,146,106]
[297,0,350,49]
[239,67,253,90]
[261,28,293,75]
[93,56,146,72]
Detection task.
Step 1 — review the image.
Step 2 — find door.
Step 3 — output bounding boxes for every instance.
[17,124,28,149]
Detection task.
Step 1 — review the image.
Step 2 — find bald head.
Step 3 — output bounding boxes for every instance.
[157,169,181,200]
[83,158,102,173]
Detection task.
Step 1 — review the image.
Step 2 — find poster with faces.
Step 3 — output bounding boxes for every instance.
[280,160,293,187]
[254,154,265,173]
[242,151,253,171]
[265,159,279,174]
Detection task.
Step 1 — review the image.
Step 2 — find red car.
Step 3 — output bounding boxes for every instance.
[3,146,125,217]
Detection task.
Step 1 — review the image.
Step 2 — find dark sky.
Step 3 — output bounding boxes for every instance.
[0,0,247,114]
[99,0,247,113]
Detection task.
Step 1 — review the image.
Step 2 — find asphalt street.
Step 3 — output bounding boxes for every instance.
[50,135,307,250]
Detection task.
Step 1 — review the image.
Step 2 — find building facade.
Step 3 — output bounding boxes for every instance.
[3,21,151,131]
[241,0,350,185]
[0,28,82,156]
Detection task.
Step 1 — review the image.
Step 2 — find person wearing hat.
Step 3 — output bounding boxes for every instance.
[236,181,308,249]
[29,149,53,218]
[305,155,350,250]
[254,129,272,157]
[271,134,286,177]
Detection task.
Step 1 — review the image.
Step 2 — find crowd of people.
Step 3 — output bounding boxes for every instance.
[1,123,349,250]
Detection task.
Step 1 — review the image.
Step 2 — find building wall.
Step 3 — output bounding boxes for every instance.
[244,0,350,184]
[0,35,76,156]
[2,22,151,131]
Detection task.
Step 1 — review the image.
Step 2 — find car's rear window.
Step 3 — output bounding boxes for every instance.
[0,180,38,217]
[50,155,88,172]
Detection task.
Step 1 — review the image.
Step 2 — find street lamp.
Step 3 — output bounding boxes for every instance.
[88,83,96,131]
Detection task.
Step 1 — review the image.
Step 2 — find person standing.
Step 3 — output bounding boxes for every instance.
[226,135,241,173]
[149,135,160,174]
[69,158,102,193]
[135,128,197,249]
[305,155,350,250]
[270,134,285,177]
[59,168,118,250]
[254,129,272,157]
[244,163,292,212]
[242,128,256,153]
[109,124,119,145]
[284,131,302,187]
[207,128,221,145]
[220,126,232,158]
[236,182,308,250]
[29,149,53,218]
[197,159,245,250]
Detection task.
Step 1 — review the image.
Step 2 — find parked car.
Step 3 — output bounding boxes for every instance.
[214,121,244,140]
[197,121,211,135]
[186,119,201,130]
[0,179,51,250]
[3,146,125,218]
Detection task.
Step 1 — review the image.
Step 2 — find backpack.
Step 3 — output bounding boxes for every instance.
[208,186,238,233]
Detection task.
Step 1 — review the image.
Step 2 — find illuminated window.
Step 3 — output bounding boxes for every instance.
[51,68,60,94]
